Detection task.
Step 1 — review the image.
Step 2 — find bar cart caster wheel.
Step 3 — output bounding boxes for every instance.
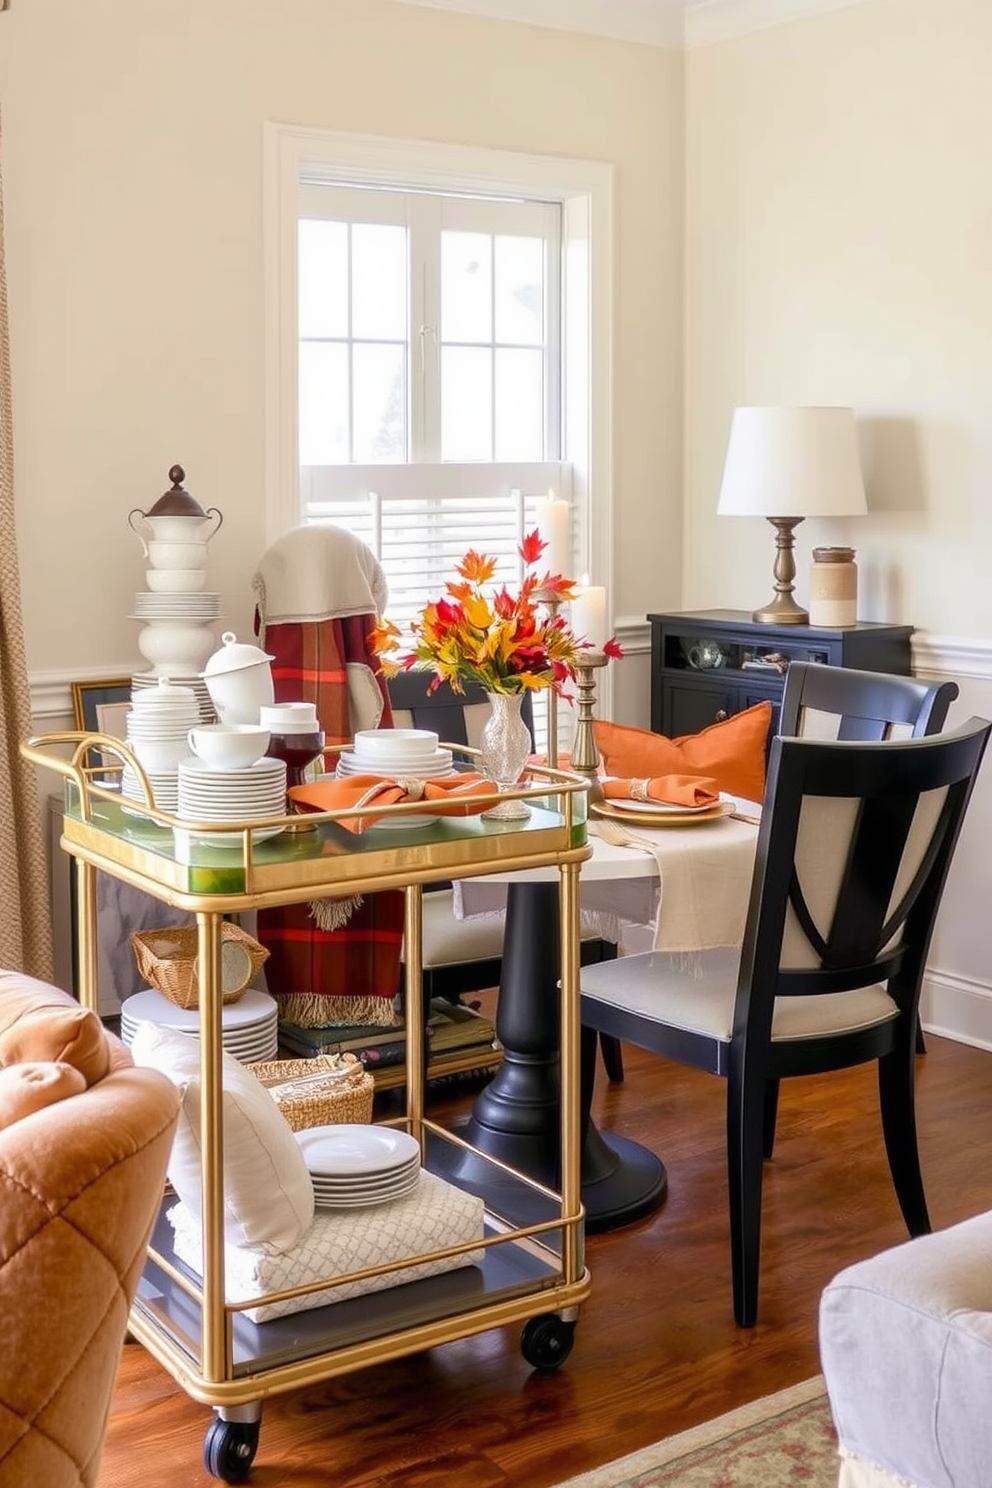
[203,1417,260,1482]
[521,1314,576,1370]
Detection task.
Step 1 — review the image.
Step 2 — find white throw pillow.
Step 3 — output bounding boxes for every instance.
[130,1021,314,1251]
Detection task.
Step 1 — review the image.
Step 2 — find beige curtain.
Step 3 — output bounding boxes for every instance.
[0,117,54,978]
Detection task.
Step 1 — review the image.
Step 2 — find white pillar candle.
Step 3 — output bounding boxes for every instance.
[534,493,571,578]
[571,576,608,652]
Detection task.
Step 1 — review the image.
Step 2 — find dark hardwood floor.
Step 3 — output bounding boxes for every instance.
[100,1032,992,1488]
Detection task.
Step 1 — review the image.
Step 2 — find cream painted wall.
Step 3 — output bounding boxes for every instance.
[685,0,992,635]
[0,0,682,689]
[685,0,992,1024]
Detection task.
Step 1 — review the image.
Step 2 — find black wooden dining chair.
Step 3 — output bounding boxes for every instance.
[387,671,625,1082]
[779,661,959,743]
[578,716,991,1327]
[779,660,960,1068]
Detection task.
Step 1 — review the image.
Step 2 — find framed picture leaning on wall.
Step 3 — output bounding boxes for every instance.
[71,679,132,739]
[70,679,132,773]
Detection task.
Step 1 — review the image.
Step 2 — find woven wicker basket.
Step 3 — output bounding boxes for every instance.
[246,1056,375,1132]
[129,922,269,1011]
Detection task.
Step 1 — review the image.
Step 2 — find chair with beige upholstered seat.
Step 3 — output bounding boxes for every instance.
[579,717,990,1327]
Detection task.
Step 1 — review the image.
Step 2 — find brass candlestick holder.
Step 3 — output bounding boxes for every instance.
[569,651,607,804]
[533,585,561,770]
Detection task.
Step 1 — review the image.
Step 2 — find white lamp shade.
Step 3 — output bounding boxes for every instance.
[717,406,868,519]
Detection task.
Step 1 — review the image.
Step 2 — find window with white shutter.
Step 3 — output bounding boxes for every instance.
[264,127,615,729]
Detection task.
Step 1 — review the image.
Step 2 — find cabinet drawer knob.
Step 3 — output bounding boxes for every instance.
[715,709,728,722]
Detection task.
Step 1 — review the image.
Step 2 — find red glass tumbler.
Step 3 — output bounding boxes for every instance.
[264,730,326,791]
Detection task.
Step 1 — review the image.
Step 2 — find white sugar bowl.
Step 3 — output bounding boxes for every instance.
[200,632,276,725]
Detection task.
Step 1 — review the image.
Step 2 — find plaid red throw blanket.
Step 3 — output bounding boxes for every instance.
[253,608,405,1029]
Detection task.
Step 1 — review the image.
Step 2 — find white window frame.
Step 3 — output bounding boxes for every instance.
[297,184,562,466]
[263,124,615,711]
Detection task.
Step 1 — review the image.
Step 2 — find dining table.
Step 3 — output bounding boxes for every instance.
[447,797,762,1233]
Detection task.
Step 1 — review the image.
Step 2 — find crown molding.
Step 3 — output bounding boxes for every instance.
[386,0,877,49]
[385,0,686,48]
[684,0,873,48]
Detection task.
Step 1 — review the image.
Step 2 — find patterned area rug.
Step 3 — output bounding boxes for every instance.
[554,1377,837,1487]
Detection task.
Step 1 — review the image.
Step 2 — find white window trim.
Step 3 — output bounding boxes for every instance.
[263,123,616,708]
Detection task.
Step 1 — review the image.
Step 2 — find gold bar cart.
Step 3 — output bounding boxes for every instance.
[23,733,592,1483]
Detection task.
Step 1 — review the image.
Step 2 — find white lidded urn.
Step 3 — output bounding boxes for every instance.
[200,633,276,725]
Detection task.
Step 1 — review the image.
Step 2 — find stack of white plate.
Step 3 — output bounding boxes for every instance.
[120,986,279,1061]
[294,1125,422,1210]
[120,763,180,815]
[336,727,454,780]
[130,592,223,624]
[176,757,287,846]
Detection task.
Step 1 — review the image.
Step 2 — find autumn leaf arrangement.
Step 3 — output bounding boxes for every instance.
[371,530,622,698]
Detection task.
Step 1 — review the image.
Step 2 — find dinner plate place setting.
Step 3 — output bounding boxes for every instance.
[119,986,280,1062]
[294,1124,422,1209]
[610,792,732,816]
[591,798,735,828]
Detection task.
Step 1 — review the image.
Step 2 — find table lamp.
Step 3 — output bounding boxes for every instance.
[717,406,867,624]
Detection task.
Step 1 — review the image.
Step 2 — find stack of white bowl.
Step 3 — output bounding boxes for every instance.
[120,679,200,815]
[176,723,287,849]
[333,728,455,830]
[336,728,454,780]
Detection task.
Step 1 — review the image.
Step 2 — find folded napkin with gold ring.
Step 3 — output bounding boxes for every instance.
[288,771,499,834]
[601,772,720,809]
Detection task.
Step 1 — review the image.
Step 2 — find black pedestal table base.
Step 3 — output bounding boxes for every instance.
[452,880,667,1232]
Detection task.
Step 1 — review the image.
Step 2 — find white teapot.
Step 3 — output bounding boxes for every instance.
[128,465,223,560]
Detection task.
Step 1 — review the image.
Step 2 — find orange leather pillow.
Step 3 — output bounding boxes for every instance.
[0,1004,111,1086]
[0,1061,87,1129]
[594,701,772,803]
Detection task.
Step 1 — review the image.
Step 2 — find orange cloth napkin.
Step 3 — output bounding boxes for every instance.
[601,772,720,808]
[288,772,499,833]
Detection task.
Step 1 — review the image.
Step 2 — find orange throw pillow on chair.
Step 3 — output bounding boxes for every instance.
[594,701,772,803]
[0,1004,111,1086]
[0,1061,87,1129]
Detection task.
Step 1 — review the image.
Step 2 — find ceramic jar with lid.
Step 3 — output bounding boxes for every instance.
[809,547,858,628]
[200,632,276,724]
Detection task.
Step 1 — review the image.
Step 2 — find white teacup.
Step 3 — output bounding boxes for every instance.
[186,724,270,770]
[145,568,208,593]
